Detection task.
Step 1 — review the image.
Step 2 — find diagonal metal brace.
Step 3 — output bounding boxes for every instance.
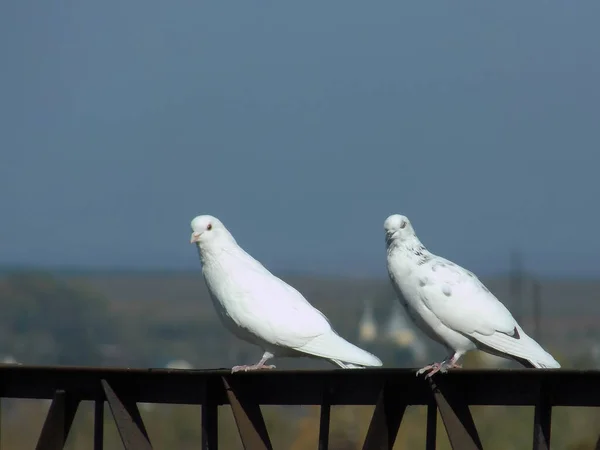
[101,379,153,450]
[35,390,80,450]
[222,376,273,450]
[428,378,483,450]
[362,383,407,450]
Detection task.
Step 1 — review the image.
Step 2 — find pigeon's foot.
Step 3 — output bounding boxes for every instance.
[416,360,461,378]
[231,364,276,374]
[416,362,444,378]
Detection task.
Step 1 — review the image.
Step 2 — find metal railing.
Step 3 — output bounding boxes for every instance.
[1,365,599,450]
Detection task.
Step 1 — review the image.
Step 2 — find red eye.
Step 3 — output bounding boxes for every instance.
[207,223,212,231]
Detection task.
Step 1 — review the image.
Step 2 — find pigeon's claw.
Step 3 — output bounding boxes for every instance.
[416,362,443,378]
[231,364,276,374]
[416,360,461,378]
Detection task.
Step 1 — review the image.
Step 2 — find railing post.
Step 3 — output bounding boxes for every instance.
[202,377,219,450]
[35,390,80,450]
[318,381,331,450]
[361,383,406,450]
[426,403,437,450]
[94,400,104,450]
[428,378,483,450]
[532,382,552,450]
[101,379,152,450]
[222,376,273,450]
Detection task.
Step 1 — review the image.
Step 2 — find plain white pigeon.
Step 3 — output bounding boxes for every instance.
[190,215,383,373]
[384,214,560,378]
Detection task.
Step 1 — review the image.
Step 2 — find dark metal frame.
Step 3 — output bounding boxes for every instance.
[0,366,597,449]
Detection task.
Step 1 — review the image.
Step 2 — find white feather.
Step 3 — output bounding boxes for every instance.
[295,330,383,367]
[472,325,560,368]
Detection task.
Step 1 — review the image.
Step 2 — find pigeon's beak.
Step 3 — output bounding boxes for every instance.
[190,232,202,243]
[385,230,398,244]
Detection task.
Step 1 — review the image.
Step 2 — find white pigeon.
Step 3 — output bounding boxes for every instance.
[384,214,560,378]
[190,215,383,373]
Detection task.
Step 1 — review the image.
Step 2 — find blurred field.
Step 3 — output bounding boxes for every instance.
[2,399,599,449]
[64,270,600,366]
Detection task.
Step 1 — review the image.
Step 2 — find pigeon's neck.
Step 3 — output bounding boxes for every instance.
[388,236,432,266]
[197,236,241,266]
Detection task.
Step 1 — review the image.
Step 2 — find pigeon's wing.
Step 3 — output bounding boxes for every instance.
[209,250,382,366]
[247,273,381,366]
[223,256,334,348]
[416,257,517,337]
[414,257,560,368]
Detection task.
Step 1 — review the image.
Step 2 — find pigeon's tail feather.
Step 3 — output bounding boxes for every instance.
[297,331,382,367]
[473,326,560,369]
[330,360,368,369]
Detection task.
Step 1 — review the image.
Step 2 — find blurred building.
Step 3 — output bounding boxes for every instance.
[1,355,19,365]
[358,300,378,343]
[355,299,430,366]
[384,302,429,363]
[166,359,193,370]
[384,302,416,347]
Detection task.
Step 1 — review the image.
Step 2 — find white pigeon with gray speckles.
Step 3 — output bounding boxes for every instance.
[384,214,560,373]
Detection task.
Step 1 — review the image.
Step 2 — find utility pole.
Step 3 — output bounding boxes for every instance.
[509,250,524,323]
[532,279,542,342]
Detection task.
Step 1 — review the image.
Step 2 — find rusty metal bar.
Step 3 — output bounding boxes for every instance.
[222,376,273,450]
[362,384,406,450]
[202,378,218,450]
[426,403,437,450]
[429,378,483,450]
[1,366,600,407]
[102,379,152,450]
[532,386,551,450]
[35,390,80,450]
[94,400,104,450]
[318,383,331,450]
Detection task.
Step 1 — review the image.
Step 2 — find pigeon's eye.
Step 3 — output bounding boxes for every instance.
[400,221,406,229]
[207,223,213,231]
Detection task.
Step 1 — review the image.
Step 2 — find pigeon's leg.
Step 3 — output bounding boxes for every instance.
[416,351,463,378]
[231,352,276,373]
[444,351,463,370]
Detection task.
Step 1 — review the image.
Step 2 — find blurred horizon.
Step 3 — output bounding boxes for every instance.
[2,261,600,281]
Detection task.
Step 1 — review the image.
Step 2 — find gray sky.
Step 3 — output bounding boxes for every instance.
[1,0,599,276]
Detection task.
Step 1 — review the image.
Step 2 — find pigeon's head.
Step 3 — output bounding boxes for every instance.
[384,214,416,244]
[190,215,230,248]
